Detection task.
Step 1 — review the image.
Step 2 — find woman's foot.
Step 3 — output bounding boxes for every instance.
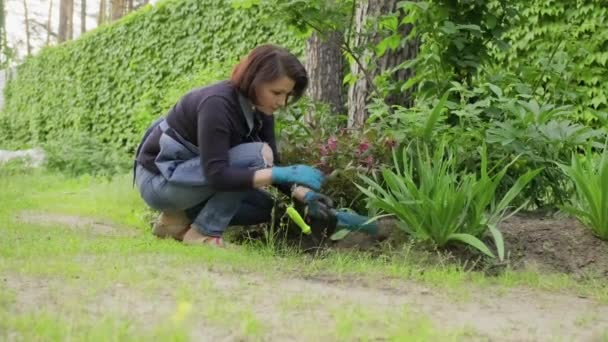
[152,211,191,241]
[182,225,225,247]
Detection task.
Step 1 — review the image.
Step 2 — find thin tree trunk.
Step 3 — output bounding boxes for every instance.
[0,0,7,63]
[305,30,345,115]
[347,0,419,128]
[111,0,123,21]
[46,0,53,45]
[98,0,105,25]
[127,0,133,13]
[80,0,86,34]
[23,0,31,55]
[59,0,72,43]
[67,0,73,40]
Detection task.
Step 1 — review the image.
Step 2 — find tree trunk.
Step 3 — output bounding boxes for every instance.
[0,0,7,64]
[347,0,419,128]
[58,0,68,42]
[81,0,86,34]
[127,0,133,13]
[98,0,106,25]
[305,30,345,115]
[67,0,73,40]
[46,0,53,45]
[111,0,124,21]
[22,0,31,55]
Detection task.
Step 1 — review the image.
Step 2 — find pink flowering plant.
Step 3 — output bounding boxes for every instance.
[277,102,395,210]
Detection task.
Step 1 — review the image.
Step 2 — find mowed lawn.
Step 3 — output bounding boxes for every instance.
[1,168,607,341]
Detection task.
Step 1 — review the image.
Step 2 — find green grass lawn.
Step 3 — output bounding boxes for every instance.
[1,166,607,340]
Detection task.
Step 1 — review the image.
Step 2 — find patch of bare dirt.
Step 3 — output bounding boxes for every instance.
[501,213,608,278]
[15,211,139,237]
[303,213,608,279]
[4,269,608,341]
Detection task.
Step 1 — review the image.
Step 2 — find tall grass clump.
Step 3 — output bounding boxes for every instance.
[357,142,541,260]
[559,147,608,240]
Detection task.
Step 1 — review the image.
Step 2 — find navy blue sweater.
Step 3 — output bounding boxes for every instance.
[137,81,281,191]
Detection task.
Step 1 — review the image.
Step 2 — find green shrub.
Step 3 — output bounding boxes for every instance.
[497,0,608,116]
[357,142,540,260]
[559,148,608,240]
[42,132,131,177]
[0,159,35,177]
[277,101,394,211]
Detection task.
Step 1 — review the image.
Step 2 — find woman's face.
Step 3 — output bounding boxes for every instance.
[255,76,295,115]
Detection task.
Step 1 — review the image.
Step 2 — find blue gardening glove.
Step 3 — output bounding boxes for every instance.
[303,191,334,220]
[335,211,378,235]
[272,165,324,191]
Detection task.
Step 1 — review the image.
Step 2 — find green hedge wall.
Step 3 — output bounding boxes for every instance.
[0,0,303,153]
[498,0,608,117]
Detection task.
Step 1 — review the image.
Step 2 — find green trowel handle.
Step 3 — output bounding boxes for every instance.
[286,206,311,235]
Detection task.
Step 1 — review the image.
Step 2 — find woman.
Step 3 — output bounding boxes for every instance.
[134,44,332,247]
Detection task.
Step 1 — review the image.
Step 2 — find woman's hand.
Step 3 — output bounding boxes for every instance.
[271,165,324,191]
[293,186,334,220]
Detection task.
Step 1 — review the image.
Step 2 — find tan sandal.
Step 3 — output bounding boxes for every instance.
[152,211,191,241]
[182,226,227,248]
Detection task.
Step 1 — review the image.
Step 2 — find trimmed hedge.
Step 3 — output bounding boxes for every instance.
[499,0,608,117]
[0,0,303,153]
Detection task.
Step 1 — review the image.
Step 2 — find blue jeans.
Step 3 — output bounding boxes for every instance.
[135,142,274,237]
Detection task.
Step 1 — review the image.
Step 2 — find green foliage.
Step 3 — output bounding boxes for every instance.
[0,158,34,177]
[0,0,303,158]
[497,0,608,115]
[277,101,393,211]
[41,132,132,177]
[559,147,608,240]
[233,0,354,34]
[394,0,516,97]
[357,142,540,260]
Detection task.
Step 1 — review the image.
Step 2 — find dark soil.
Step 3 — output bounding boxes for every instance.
[320,213,608,279]
[225,206,608,279]
[500,213,608,278]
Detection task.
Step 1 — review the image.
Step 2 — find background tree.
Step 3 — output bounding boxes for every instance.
[46,0,53,44]
[0,0,10,68]
[98,0,106,25]
[22,0,31,55]
[81,0,86,34]
[347,0,418,128]
[111,0,124,21]
[305,30,345,115]
[58,0,73,42]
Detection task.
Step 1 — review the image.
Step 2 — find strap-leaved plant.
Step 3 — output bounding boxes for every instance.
[357,142,540,260]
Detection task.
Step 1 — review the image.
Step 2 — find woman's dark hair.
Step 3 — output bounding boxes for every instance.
[231,44,308,105]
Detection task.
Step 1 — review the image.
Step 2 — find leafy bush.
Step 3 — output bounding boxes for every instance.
[0,159,35,177]
[357,142,540,260]
[497,0,608,116]
[559,148,608,240]
[278,101,394,211]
